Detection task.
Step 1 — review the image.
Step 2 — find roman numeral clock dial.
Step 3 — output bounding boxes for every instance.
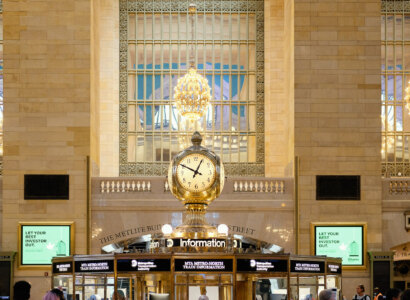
[176,153,216,192]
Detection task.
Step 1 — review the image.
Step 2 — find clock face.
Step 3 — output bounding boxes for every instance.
[176,153,216,192]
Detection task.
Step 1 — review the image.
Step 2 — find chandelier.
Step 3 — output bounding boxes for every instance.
[173,4,211,121]
[406,83,410,114]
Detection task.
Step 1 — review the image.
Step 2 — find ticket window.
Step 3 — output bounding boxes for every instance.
[235,275,287,300]
[175,273,233,300]
[130,274,171,300]
[53,275,73,300]
[290,276,324,300]
[74,274,114,300]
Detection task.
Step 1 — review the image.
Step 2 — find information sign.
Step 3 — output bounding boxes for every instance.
[327,262,342,274]
[117,259,171,272]
[74,260,114,273]
[20,224,72,265]
[313,225,365,266]
[174,259,233,272]
[237,259,288,272]
[52,262,73,274]
[290,260,325,273]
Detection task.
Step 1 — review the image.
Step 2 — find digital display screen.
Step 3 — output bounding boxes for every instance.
[74,260,114,273]
[20,225,71,265]
[314,225,364,266]
[52,262,73,274]
[174,259,233,272]
[117,259,171,272]
[290,260,325,273]
[237,259,288,272]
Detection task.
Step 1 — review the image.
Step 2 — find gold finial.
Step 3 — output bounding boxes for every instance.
[191,131,202,146]
[188,3,197,13]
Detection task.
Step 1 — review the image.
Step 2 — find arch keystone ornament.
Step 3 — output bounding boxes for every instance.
[167,131,225,239]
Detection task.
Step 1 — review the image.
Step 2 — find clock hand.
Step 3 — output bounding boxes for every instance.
[193,159,203,178]
[180,164,197,173]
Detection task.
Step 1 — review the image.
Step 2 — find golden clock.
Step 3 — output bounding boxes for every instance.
[168,131,225,205]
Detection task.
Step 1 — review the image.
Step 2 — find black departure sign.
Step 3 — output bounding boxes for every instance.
[237,259,288,273]
[327,262,342,274]
[53,262,73,274]
[174,259,233,272]
[117,259,171,272]
[74,260,114,273]
[290,260,325,273]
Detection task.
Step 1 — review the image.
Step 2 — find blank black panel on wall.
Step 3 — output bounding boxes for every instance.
[24,175,69,200]
[0,261,11,298]
[316,175,360,200]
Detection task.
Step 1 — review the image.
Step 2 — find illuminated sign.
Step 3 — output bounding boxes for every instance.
[174,259,233,272]
[290,260,325,273]
[237,259,288,272]
[150,238,241,248]
[74,260,114,273]
[117,259,171,272]
[327,262,341,274]
[313,225,365,266]
[52,262,73,274]
[20,224,72,266]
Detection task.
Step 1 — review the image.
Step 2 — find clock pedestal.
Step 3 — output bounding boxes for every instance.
[172,204,218,239]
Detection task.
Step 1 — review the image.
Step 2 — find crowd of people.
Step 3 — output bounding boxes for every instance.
[10,280,410,300]
[12,280,127,300]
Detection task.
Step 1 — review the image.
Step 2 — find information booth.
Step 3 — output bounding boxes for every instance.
[52,253,342,300]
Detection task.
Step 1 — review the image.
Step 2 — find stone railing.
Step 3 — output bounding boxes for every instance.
[93,176,293,201]
[382,177,410,200]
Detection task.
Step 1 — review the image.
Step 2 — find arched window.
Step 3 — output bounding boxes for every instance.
[120,0,264,176]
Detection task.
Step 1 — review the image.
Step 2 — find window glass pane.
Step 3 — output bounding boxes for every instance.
[396,75,402,101]
[129,44,136,69]
[386,15,394,41]
[405,15,410,40]
[129,14,136,40]
[396,106,403,131]
[381,15,385,40]
[396,15,403,40]
[396,45,402,70]
[381,75,385,101]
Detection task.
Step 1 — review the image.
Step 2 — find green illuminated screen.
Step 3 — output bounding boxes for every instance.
[21,225,71,265]
[315,226,364,266]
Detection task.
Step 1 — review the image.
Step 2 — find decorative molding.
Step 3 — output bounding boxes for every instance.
[381,0,410,13]
[119,0,265,176]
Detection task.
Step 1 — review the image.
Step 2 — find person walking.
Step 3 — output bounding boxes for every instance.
[13,281,31,300]
[43,291,59,300]
[353,285,371,300]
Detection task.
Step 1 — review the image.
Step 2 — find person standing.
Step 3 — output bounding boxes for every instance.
[13,281,31,300]
[198,286,209,300]
[353,285,371,300]
[385,288,401,300]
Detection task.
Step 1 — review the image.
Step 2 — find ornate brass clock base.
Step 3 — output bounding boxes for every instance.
[171,204,218,239]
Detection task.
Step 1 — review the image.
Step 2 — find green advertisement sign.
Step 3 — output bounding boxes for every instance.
[21,225,71,265]
[315,226,363,266]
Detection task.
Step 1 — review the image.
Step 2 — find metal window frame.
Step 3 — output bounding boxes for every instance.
[119,0,265,176]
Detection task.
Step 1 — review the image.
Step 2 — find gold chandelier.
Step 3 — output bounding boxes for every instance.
[406,83,410,114]
[173,4,211,121]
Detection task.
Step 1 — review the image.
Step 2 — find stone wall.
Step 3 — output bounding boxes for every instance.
[2,0,91,298]
[265,0,295,177]
[294,0,381,296]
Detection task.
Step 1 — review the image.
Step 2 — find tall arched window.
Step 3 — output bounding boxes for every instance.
[381,0,410,177]
[120,0,264,176]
